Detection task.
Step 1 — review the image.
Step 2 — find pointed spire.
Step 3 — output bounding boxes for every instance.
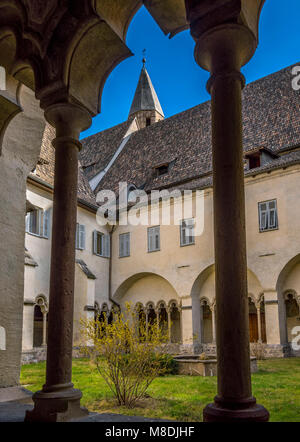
[129,58,164,120]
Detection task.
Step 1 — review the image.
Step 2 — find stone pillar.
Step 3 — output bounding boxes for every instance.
[145,311,149,338]
[256,304,262,343]
[155,308,160,334]
[264,291,281,345]
[186,0,269,422]
[25,103,91,422]
[22,301,35,351]
[181,298,193,350]
[42,312,47,347]
[167,308,172,343]
[199,304,203,344]
[211,305,216,344]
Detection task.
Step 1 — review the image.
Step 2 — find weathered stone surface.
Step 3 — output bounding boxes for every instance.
[0,78,45,388]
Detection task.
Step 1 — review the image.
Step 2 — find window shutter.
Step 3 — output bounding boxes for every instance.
[38,209,43,236]
[119,234,124,257]
[104,234,110,258]
[93,230,98,255]
[43,209,51,239]
[155,226,160,250]
[126,233,130,257]
[25,213,30,233]
[148,227,160,252]
[148,228,153,252]
[79,225,86,250]
[75,223,79,249]
[181,221,186,246]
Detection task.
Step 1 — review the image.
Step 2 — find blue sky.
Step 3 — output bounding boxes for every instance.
[81,1,300,139]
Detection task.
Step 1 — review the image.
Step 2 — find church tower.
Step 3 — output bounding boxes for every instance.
[128,58,164,129]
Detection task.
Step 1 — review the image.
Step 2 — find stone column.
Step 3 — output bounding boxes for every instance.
[211,305,216,345]
[155,308,160,334]
[256,304,262,343]
[145,311,149,338]
[264,291,281,345]
[199,304,203,344]
[25,103,91,422]
[181,298,193,351]
[42,312,47,347]
[22,301,35,351]
[167,308,172,343]
[186,1,269,422]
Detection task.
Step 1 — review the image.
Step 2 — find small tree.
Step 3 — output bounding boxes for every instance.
[80,303,169,408]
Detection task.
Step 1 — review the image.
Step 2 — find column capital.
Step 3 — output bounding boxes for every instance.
[185,0,265,74]
[194,23,256,74]
[44,103,92,140]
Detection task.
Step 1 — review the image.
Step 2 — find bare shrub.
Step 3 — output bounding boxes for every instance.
[251,342,266,360]
[80,303,169,407]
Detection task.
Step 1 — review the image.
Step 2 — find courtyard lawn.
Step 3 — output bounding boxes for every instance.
[20,358,300,422]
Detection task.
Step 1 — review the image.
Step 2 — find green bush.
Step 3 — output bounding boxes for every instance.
[154,353,179,375]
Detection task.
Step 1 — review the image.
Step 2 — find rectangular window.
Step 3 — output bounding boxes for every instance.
[93,231,110,258]
[148,226,160,252]
[119,233,130,258]
[26,208,51,238]
[76,224,86,250]
[180,218,195,246]
[258,200,278,232]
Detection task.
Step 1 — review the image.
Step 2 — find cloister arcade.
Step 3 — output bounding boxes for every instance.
[0,0,276,423]
[94,299,182,344]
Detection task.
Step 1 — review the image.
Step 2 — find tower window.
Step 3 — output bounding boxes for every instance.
[146,118,151,127]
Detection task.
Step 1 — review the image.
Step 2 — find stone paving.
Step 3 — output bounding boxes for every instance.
[0,401,168,422]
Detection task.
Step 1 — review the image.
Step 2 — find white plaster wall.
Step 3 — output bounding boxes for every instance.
[110,165,300,347]
[23,187,110,350]
[76,206,110,306]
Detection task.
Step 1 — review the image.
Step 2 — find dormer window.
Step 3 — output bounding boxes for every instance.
[154,163,169,177]
[245,152,261,170]
[244,147,278,171]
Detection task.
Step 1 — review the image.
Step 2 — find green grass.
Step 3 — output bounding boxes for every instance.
[20,358,300,422]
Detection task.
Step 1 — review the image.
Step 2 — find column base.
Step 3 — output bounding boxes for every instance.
[24,386,88,422]
[203,396,269,422]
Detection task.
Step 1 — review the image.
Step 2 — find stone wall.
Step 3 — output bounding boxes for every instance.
[0,79,45,387]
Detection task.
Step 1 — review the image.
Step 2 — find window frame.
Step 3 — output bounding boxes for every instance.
[147,226,160,253]
[93,230,110,258]
[119,232,130,258]
[258,199,279,233]
[180,218,195,247]
[26,208,51,239]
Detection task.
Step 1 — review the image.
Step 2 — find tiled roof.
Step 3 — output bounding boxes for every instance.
[89,63,300,195]
[31,63,300,207]
[31,123,98,209]
[80,120,132,182]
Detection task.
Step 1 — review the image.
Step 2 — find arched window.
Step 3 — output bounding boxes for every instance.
[33,296,48,348]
